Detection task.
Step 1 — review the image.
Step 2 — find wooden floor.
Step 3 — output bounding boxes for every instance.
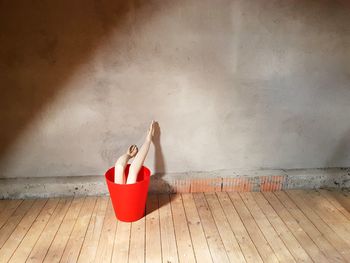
[0,190,350,263]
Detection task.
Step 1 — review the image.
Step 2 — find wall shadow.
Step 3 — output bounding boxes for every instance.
[147,122,172,215]
[0,0,148,165]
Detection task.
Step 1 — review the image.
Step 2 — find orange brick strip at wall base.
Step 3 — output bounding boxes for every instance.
[170,175,286,193]
[149,168,350,193]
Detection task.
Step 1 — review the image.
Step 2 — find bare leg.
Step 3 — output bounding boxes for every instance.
[114,145,138,184]
[127,121,155,184]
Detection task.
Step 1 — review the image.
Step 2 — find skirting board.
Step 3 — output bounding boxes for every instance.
[0,168,349,199]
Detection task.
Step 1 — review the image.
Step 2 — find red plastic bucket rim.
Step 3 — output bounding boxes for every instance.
[105,165,151,186]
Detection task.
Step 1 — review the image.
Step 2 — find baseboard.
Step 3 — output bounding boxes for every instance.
[0,168,349,199]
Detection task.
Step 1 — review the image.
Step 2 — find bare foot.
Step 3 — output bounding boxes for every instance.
[147,120,156,141]
[127,144,138,157]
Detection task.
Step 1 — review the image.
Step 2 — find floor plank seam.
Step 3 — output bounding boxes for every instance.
[8,199,49,263]
[22,198,60,263]
[181,194,199,263]
[38,198,73,263]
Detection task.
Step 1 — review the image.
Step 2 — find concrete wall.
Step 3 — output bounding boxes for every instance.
[1,0,350,181]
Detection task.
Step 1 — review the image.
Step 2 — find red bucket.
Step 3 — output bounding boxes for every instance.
[105,164,151,222]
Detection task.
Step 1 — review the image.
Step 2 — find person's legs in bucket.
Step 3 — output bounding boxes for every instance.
[127,121,155,184]
[114,145,138,184]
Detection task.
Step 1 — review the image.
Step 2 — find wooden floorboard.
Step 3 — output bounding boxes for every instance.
[77,196,108,263]
[0,200,8,214]
[43,197,85,263]
[97,199,118,263]
[228,192,279,263]
[0,199,48,263]
[251,192,312,262]
[327,190,350,214]
[319,189,350,221]
[60,197,97,263]
[193,193,230,263]
[27,198,73,263]
[111,220,129,263]
[145,194,161,263]
[159,194,178,263]
[0,200,35,249]
[171,194,196,263]
[216,192,263,263]
[240,192,298,262]
[2,189,350,263]
[204,193,245,262]
[9,199,59,263]
[262,192,330,263]
[304,190,350,238]
[128,211,145,263]
[0,200,23,230]
[182,193,211,263]
[286,190,350,260]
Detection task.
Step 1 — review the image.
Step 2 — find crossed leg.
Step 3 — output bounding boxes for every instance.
[114,121,155,184]
[114,144,138,184]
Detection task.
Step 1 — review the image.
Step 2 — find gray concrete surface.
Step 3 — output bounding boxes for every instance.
[1,0,350,187]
